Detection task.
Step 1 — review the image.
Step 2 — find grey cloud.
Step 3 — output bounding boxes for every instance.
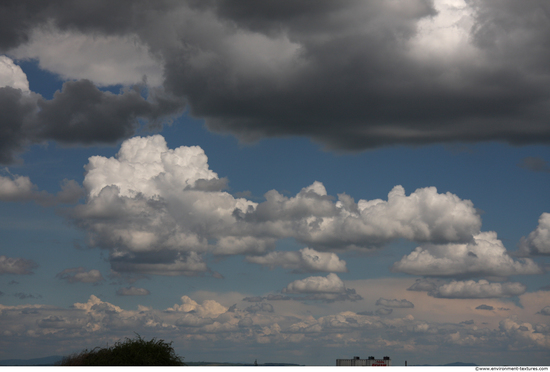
[375,308,393,316]
[14,292,41,299]
[109,251,208,277]
[2,1,550,158]
[185,177,228,192]
[242,296,264,303]
[245,247,347,273]
[0,81,184,164]
[518,157,550,173]
[116,286,150,296]
[159,0,550,150]
[407,278,444,292]
[55,267,104,283]
[476,304,494,311]
[265,294,292,301]
[0,255,38,275]
[245,303,274,313]
[538,306,550,316]
[375,298,414,308]
[0,172,83,206]
[430,280,526,299]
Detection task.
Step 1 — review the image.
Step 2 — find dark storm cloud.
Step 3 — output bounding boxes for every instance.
[2,0,550,158]
[0,0,169,52]
[162,0,550,150]
[0,82,184,164]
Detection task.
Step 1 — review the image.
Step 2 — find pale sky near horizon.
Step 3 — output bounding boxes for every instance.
[1,0,550,366]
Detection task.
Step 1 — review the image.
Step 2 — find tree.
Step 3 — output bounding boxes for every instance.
[57,334,185,366]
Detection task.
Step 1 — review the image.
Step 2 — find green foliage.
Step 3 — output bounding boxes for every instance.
[58,334,185,366]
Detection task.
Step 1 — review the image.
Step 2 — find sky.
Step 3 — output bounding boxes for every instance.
[0,0,550,366]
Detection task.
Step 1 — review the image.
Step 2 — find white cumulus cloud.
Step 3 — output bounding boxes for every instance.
[68,135,487,276]
[430,280,526,298]
[519,213,550,256]
[245,247,347,273]
[393,231,541,278]
[0,56,29,91]
[283,273,346,294]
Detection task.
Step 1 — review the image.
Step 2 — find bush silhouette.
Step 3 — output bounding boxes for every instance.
[57,334,185,366]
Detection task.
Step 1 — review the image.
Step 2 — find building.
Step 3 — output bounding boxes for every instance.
[336,356,391,366]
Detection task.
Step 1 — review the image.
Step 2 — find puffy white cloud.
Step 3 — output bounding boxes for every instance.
[240,184,482,250]
[375,298,414,308]
[70,135,484,276]
[116,286,150,296]
[245,247,347,273]
[55,267,104,283]
[0,173,37,201]
[499,318,550,349]
[430,280,526,299]
[393,231,541,278]
[283,273,345,294]
[0,56,29,91]
[0,255,37,275]
[519,213,550,256]
[9,27,163,87]
[279,274,363,303]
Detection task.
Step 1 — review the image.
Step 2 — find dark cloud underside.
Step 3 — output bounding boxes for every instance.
[1,1,550,161]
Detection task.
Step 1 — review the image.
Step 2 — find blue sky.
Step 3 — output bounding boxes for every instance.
[1,0,550,366]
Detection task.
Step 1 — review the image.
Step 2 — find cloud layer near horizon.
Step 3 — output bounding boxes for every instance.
[2,0,550,163]
[2,285,550,363]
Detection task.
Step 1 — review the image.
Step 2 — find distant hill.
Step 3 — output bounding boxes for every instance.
[0,356,300,367]
[186,361,301,366]
[0,355,64,366]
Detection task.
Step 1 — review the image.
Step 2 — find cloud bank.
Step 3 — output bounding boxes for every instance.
[65,134,485,276]
[2,0,550,162]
